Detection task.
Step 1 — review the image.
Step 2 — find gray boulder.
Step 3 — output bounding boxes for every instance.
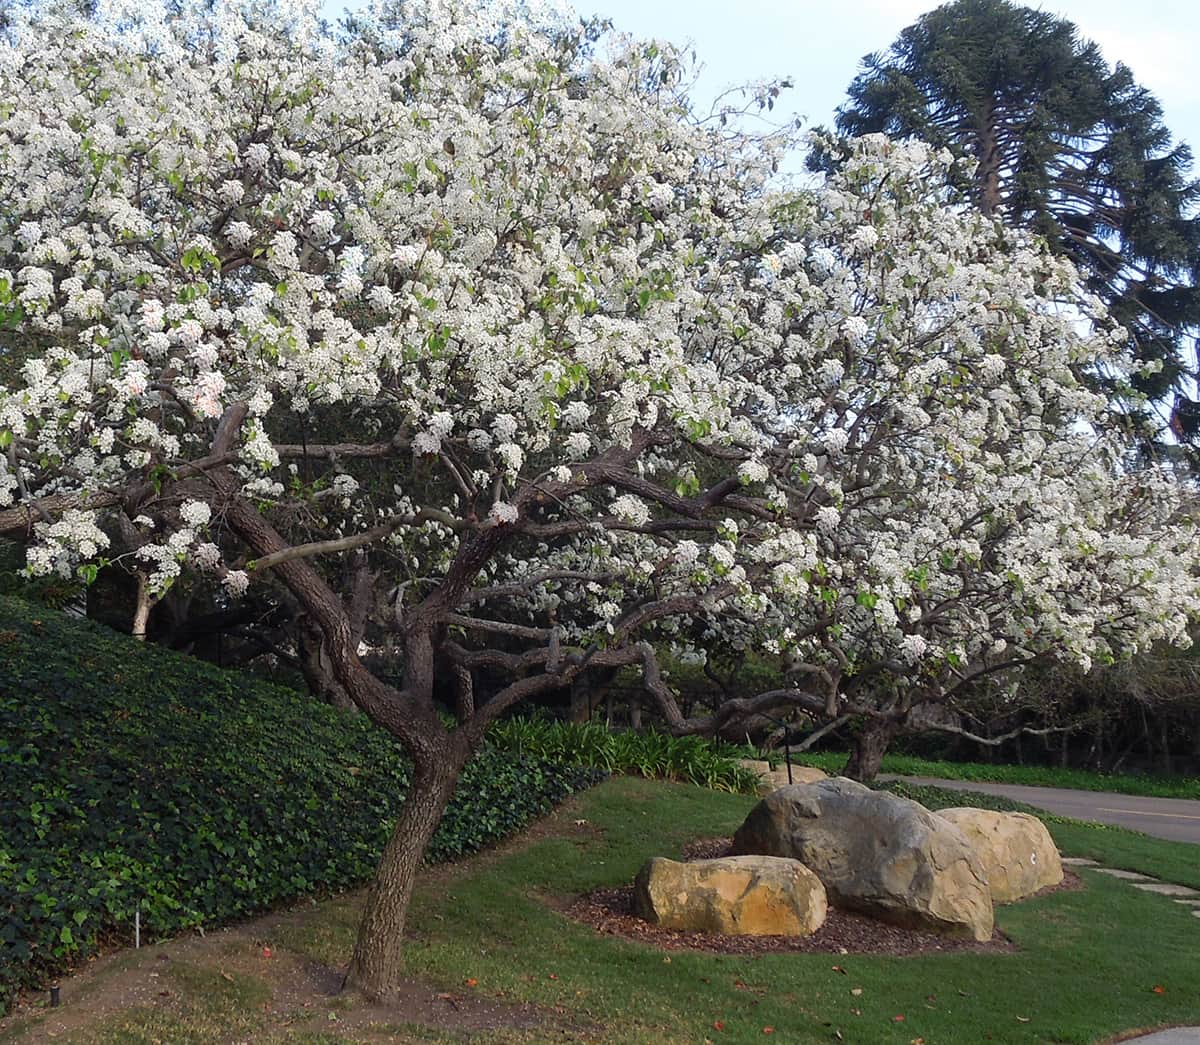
[731,777,993,941]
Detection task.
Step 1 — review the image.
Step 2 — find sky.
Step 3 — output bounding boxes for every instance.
[572,1,1200,158]
[321,0,1200,175]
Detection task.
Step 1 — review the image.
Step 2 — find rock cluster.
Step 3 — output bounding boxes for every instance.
[631,776,1066,942]
[731,777,993,940]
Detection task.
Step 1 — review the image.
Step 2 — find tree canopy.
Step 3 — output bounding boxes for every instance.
[1,0,1197,999]
[823,0,1200,441]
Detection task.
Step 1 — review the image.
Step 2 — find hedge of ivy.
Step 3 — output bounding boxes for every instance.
[0,595,601,1014]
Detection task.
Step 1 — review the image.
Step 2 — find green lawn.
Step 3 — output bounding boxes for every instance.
[793,750,1200,799]
[5,776,1198,1044]
[399,778,1200,1043]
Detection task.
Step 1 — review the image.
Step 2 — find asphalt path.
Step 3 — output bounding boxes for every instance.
[886,776,1200,845]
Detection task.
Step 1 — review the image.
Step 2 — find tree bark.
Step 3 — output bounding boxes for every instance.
[297,618,357,711]
[844,717,898,781]
[974,101,1003,217]
[131,572,156,641]
[345,746,463,1000]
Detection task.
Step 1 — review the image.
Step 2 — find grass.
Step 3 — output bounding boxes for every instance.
[6,776,1197,1044]
[792,750,1200,799]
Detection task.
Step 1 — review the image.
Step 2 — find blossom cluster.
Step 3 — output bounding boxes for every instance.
[0,0,1195,721]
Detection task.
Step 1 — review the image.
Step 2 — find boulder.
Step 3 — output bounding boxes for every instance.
[731,777,993,941]
[937,808,1063,903]
[738,759,828,795]
[769,765,829,789]
[633,855,827,936]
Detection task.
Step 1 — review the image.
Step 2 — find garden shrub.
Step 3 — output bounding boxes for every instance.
[488,716,761,793]
[0,595,600,1013]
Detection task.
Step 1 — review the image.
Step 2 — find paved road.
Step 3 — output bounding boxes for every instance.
[886,776,1200,844]
[1126,1030,1200,1043]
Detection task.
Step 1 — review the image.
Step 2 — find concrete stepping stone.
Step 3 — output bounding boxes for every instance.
[1131,882,1199,897]
[1061,857,1099,867]
[1091,868,1156,881]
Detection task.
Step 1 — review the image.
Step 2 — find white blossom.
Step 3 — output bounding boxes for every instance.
[489,501,518,525]
[179,500,211,528]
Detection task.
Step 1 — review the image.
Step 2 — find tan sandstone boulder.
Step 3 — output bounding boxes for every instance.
[937,808,1063,903]
[731,777,993,941]
[738,759,828,795]
[633,855,827,936]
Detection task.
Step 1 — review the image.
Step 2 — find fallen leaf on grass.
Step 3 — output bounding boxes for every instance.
[851,987,863,996]
[219,971,234,983]
[261,946,272,959]
[762,1028,774,1035]
[831,965,847,975]
[893,1014,906,1022]
[1016,1016,1031,1023]
[548,973,559,981]
[1153,985,1166,994]
[712,1020,725,1031]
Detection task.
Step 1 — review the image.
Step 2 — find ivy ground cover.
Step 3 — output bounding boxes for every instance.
[0,595,599,1014]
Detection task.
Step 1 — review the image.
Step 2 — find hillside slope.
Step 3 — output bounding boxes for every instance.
[0,595,597,1012]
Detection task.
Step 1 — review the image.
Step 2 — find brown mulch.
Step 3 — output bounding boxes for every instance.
[563,838,1083,958]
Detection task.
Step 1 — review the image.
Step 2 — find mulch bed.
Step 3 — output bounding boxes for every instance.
[563,838,1082,958]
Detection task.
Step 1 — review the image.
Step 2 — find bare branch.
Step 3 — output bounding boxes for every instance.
[0,490,122,538]
[247,510,470,572]
[924,721,1077,747]
[443,613,552,642]
[461,570,614,606]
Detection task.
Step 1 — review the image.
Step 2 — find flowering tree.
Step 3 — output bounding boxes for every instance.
[1,0,1196,998]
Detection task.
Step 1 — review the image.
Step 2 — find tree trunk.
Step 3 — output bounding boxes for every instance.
[1160,718,1174,775]
[844,717,898,782]
[344,750,461,1000]
[974,102,1003,217]
[131,572,155,641]
[568,667,617,723]
[298,619,357,711]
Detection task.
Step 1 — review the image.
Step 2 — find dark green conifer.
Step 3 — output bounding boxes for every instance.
[818,0,1200,442]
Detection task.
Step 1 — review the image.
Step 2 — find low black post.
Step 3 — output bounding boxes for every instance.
[49,985,60,1007]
